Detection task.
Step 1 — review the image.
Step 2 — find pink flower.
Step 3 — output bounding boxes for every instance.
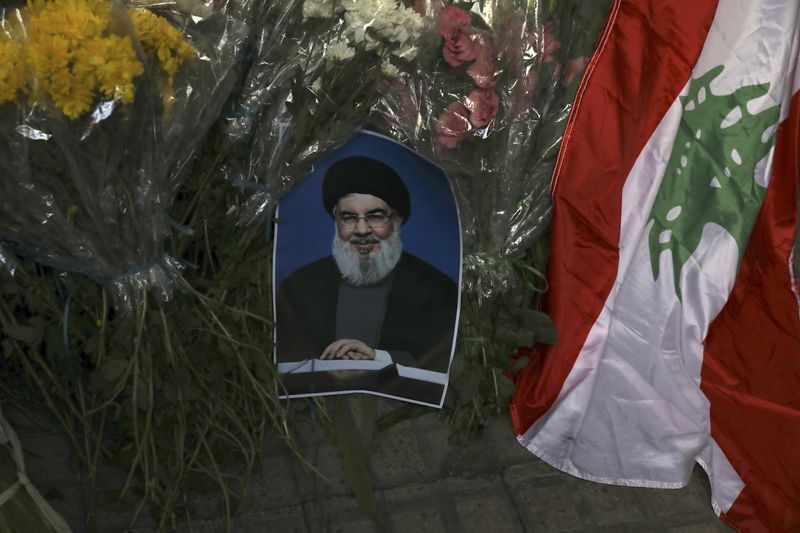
[467,38,497,88]
[434,101,471,150]
[464,89,499,128]
[438,6,477,67]
[561,56,590,85]
[442,31,477,67]
[436,6,471,36]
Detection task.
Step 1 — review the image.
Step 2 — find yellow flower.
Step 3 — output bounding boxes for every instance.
[4,1,189,118]
[43,64,94,119]
[73,35,142,105]
[26,33,71,82]
[27,0,110,45]
[97,35,143,104]
[129,8,195,86]
[0,37,26,105]
[21,0,146,118]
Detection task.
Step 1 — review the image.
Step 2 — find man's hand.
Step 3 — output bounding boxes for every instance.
[320,339,376,360]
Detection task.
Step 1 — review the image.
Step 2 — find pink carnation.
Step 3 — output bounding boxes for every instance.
[436,6,472,36]
[434,101,471,150]
[438,6,477,67]
[467,38,497,88]
[442,30,478,67]
[561,56,590,85]
[464,89,499,128]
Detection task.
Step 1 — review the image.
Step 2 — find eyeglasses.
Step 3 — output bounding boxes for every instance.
[335,210,395,230]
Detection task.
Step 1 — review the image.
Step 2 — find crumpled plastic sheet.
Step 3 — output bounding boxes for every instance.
[226,0,351,226]
[0,0,253,311]
[225,0,609,300]
[372,0,609,299]
[222,0,302,144]
[225,0,421,226]
[0,245,18,278]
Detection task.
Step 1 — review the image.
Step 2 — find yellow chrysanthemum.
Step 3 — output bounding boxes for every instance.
[47,68,95,119]
[4,1,190,118]
[25,33,71,83]
[0,38,26,105]
[83,35,143,104]
[26,0,110,45]
[21,0,146,118]
[129,8,195,86]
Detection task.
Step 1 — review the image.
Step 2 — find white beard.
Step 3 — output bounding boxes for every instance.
[332,226,403,286]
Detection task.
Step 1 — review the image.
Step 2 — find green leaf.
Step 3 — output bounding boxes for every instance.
[496,372,515,399]
[334,398,379,526]
[514,310,558,345]
[512,356,529,370]
[2,318,47,348]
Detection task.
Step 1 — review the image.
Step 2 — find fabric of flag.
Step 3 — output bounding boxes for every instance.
[509,1,800,531]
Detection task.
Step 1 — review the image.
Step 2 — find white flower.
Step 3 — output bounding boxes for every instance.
[343,0,379,43]
[381,60,399,77]
[326,40,356,62]
[338,0,423,58]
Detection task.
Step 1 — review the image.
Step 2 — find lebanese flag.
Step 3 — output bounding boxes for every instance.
[510,1,800,532]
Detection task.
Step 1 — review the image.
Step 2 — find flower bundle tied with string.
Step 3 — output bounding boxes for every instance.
[0,0,244,311]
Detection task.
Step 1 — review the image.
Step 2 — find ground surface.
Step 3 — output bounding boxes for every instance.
[13,401,734,533]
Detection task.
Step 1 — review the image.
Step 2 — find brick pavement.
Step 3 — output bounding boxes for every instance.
[12,402,734,533]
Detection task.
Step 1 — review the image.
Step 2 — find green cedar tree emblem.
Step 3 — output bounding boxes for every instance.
[647,65,779,300]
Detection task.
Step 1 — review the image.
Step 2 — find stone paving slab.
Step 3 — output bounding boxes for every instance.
[454,494,524,533]
[11,402,735,533]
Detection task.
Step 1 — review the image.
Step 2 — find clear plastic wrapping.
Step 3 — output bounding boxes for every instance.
[371,0,610,300]
[0,0,251,310]
[226,0,425,225]
[0,245,17,278]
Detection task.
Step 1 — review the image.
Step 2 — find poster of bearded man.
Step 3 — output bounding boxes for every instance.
[273,131,462,407]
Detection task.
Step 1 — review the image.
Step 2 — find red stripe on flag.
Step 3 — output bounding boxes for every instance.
[510,0,720,435]
[701,90,800,533]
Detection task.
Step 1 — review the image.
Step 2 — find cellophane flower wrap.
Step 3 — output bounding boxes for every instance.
[367,0,611,426]
[224,0,425,225]
[0,0,249,311]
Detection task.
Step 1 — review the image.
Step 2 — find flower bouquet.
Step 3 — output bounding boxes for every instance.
[0,0,247,311]
[224,0,425,226]
[0,1,291,529]
[365,0,611,428]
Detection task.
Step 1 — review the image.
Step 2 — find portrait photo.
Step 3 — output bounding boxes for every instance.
[273,131,462,407]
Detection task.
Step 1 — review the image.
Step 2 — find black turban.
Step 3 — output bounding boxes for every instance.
[322,156,411,223]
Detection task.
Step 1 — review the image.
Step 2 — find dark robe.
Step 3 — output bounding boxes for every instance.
[275,252,459,403]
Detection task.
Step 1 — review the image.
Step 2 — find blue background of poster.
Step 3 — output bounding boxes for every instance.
[274,131,461,287]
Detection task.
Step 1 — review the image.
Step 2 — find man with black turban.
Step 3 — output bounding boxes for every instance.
[275,156,458,403]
